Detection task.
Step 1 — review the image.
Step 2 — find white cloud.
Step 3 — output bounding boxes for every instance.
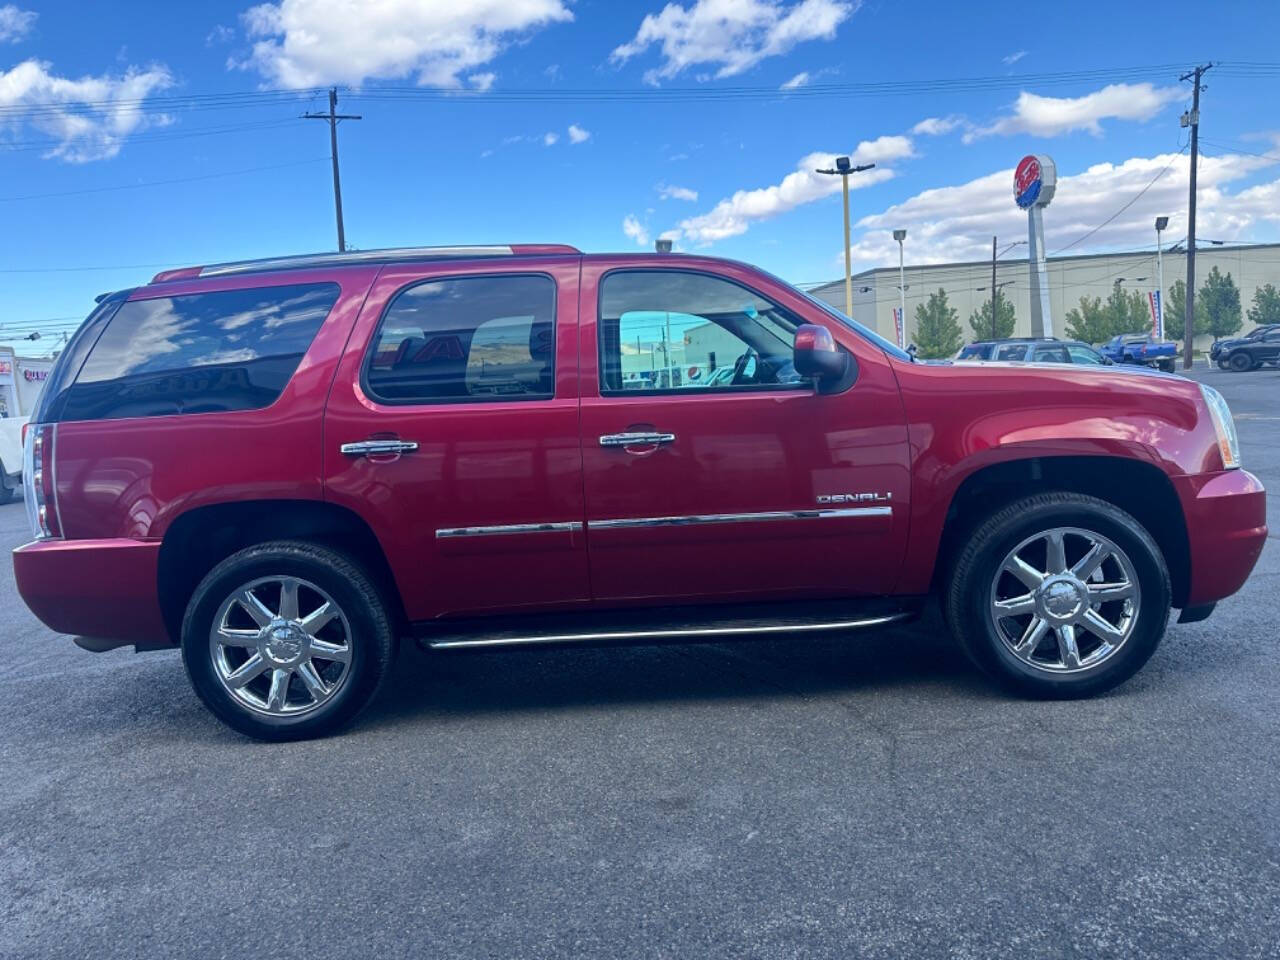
[967,82,1183,140]
[238,0,572,87]
[0,59,174,163]
[844,150,1279,270]
[781,71,809,90]
[612,0,856,84]
[206,24,235,46]
[0,5,35,43]
[659,184,698,201]
[912,115,964,136]
[674,134,910,244]
[1002,50,1026,66]
[543,131,559,146]
[468,72,496,91]
[568,123,590,143]
[623,214,650,247]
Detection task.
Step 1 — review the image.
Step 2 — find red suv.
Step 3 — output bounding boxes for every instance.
[13,245,1266,739]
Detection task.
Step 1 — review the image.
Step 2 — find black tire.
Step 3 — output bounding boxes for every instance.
[0,472,17,504]
[1228,352,1254,372]
[181,541,395,741]
[1216,359,1230,370]
[1157,358,1175,373]
[944,492,1171,699]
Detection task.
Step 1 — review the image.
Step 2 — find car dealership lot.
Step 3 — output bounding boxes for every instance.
[2,365,1277,960]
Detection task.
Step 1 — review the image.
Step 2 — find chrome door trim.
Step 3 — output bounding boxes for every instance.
[340,439,420,456]
[436,521,584,539]
[599,432,677,447]
[589,506,892,530]
[427,612,911,649]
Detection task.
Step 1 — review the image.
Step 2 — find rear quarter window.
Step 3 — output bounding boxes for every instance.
[60,283,339,422]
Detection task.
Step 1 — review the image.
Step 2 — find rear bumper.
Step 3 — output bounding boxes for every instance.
[12,538,172,649]
[1174,469,1268,608]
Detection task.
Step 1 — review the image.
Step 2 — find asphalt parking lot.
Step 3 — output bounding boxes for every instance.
[2,364,1278,960]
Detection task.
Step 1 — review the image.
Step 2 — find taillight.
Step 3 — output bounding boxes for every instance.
[23,423,62,540]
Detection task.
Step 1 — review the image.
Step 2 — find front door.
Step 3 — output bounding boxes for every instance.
[323,257,590,621]
[578,262,911,606]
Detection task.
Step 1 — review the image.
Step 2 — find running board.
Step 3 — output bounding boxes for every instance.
[415,599,920,652]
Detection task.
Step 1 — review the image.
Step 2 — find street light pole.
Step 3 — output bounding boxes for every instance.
[1155,216,1169,339]
[816,157,876,316]
[894,229,908,348]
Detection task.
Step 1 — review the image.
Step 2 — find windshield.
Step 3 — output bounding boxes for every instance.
[788,284,914,361]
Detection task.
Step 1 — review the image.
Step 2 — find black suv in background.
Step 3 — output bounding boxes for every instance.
[1211,325,1280,371]
[956,338,1111,365]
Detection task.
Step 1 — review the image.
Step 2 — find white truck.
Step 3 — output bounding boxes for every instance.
[0,347,54,503]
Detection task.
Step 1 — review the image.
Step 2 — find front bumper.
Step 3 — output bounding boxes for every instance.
[1174,469,1267,608]
[12,538,172,649]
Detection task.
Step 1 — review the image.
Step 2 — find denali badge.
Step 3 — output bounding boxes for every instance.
[817,492,892,504]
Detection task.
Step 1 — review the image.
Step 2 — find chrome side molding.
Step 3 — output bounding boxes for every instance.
[436,521,584,539]
[426,612,911,650]
[591,506,891,529]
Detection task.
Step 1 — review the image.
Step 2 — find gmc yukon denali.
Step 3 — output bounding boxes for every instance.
[12,245,1266,740]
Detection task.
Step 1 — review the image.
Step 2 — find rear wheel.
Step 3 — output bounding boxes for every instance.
[181,541,395,741]
[1157,358,1176,373]
[944,492,1171,699]
[0,472,17,504]
[1228,351,1254,372]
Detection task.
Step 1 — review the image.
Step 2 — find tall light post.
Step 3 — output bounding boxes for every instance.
[894,229,908,349]
[816,156,876,315]
[1154,216,1169,339]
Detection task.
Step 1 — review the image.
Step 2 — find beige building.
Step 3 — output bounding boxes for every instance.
[805,242,1280,349]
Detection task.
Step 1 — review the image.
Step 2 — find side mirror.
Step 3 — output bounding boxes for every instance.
[794,324,846,382]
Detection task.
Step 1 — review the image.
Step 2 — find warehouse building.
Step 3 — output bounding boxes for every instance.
[805,242,1280,349]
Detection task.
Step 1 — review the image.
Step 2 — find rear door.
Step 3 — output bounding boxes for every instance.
[323,257,590,621]
[577,260,911,606]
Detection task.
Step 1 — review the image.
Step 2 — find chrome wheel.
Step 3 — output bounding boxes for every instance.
[989,526,1140,674]
[208,576,353,717]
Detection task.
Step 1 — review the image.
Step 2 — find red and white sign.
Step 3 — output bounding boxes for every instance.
[0,361,11,376]
[23,368,48,382]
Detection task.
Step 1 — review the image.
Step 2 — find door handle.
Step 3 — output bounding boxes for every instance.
[340,439,420,456]
[599,432,676,448]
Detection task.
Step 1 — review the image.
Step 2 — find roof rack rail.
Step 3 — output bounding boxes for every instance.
[150,244,580,284]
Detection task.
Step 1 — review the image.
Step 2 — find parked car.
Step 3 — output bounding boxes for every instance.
[1210,324,1280,372]
[956,338,1111,365]
[1099,334,1178,372]
[13,245,1266,740]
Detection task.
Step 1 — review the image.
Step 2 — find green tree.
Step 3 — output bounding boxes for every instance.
[1247,283,1280,326]
[968,292,1017,340]
[1064,295,1109,344]
[913,288,963,358]
[1165,278,1204,339]
[1103,280,1152,338]
[1196,266,1243,339]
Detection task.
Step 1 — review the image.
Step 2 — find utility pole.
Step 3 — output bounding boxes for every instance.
[816,157,876,316]
[1179,63,1211,368]
[1155,216,1169,339]
[304,87,362,252]
[894,229,908,348]
[991,235,999,340]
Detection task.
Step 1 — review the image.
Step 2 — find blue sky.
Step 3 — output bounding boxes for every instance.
[2,0,1279,346]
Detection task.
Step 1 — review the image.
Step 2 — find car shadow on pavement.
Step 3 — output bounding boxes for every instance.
[356,608,999,733]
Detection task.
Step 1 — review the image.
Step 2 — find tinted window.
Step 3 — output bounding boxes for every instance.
[365,275,555,402]
[1066,344,1105,364]
[62,283,338,422]
[956,344,991,360]
[599,271,808,394]
[995,343,1028,361]
[1033,345,1070,363]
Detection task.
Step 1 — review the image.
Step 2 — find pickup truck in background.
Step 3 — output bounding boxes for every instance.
[1099,334,1178,372]
[0,348,54,502]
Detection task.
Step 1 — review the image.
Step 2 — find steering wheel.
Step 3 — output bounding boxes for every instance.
[730,348,759,386]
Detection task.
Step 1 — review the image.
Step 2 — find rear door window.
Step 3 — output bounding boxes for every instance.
[62,283,339,422]
[364,274,555,403]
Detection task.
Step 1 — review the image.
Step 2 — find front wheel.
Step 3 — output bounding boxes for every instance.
[0,472,17,504]
[944,492,1171,699]
[1228,352,1254,372]
[181,541,395,741]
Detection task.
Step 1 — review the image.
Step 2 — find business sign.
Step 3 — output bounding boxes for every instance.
[1149,290,1164,340]
[0,361,10,376]
[893,307,905,349]
[23,367,48,382]
[1014,154,1057,209]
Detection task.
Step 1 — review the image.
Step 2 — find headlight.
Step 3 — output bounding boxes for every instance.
[1200,383,1241,469]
